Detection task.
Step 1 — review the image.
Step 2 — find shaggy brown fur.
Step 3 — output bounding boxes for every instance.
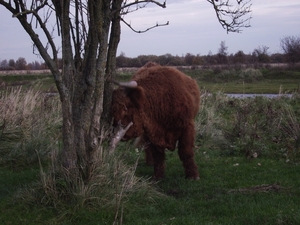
[111,62,200,179]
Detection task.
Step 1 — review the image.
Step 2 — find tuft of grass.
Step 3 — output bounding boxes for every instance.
[280,105,300,163]
[15,148,162,224]
[195,91,229,153]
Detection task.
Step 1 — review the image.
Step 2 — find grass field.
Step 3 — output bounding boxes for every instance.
[1,153,300,224]
[128,154,300,225]
[0,73,55,92]
[196,79,299,94]
[117,66,300,94]
[1,66,300,94]
[1,66,300,224]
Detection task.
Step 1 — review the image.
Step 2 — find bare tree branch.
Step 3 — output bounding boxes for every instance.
[12,0,47,17]
[121,18,169,33]
[32,11,58,60]
[0,0,60,68]
[116,0,168,34]
[2,0,59,61]
[207,0,252,33]
[120,0,166,13]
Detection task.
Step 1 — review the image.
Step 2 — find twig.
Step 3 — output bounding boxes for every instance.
[121,18,169,33]
[120,0,166,12]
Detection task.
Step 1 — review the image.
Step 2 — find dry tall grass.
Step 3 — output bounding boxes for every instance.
[0,85,61,165]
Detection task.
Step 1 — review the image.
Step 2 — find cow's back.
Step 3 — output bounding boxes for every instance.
[132,65,200,130]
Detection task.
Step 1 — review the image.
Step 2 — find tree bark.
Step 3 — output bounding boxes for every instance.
[57,0,111,181]
[102,0,123,127]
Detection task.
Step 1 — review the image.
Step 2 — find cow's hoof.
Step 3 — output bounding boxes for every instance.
[146,161,154,166]
[186,175,200,180]
[152,175,164,182]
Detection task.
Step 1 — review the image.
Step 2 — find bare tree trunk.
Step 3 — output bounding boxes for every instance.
[102,0,122,127]
[49,0,116,182]
[13,0,123,182]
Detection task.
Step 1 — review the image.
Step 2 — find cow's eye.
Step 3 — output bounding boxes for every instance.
[118,120,124,127]
[122,107,128,116]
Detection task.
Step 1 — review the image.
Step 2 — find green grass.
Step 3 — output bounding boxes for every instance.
[0,73,55,92]
[1,66,300,94]
[123,152,300,225]
[0,167,57,224]
[198,79,300,94]
[183,67,300,94]
[1,154,300,225]
[116,67,300,94]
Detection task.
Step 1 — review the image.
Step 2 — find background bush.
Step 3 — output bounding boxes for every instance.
[196,93,300,162]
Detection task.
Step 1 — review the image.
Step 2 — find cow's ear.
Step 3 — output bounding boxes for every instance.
[126,86,145,109]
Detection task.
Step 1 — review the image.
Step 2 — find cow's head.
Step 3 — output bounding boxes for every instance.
[111,81,145,141]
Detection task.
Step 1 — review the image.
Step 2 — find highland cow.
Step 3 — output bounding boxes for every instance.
[111,62,200,180]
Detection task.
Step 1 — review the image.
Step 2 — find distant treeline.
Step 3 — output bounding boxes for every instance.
[116,51,285,68]
[0,51,296,71]
[0,52,288,71]
[0,57,49,71]
[118,36,300,67]
[1,36,300,70]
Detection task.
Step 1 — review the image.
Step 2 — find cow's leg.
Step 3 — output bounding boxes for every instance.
[178,123,199,179]
[144,146,154,165]
[151,145,166,180]
[140,135,154,166]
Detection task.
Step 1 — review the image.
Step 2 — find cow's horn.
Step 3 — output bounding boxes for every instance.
[111,80,138,88]
[108,121,133,154]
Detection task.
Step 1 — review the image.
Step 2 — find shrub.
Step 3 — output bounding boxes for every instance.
[196,92,300,162]
[238,68,263,82]
[222,97,282,157]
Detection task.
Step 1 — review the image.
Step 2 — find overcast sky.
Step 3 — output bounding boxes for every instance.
[0,0,300,63]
